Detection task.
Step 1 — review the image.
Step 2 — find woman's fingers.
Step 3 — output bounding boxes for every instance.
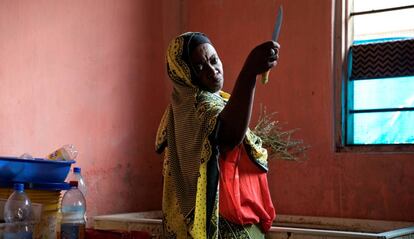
[243,41,281,76]
[260,41,279,63]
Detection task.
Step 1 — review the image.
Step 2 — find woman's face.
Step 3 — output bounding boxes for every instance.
[190,43,224,93]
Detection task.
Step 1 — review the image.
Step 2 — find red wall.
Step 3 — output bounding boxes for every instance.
[0,0,413,222]
[182,0,414,221]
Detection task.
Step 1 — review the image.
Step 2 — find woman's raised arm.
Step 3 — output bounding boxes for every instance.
[218,41,280,151]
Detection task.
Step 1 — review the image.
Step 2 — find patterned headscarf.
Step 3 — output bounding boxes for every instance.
[165,32,211,88]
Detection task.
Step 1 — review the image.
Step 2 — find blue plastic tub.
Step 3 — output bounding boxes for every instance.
[0,156,75,183]
[0,181,71,191]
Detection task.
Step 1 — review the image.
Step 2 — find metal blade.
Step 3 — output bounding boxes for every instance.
[271,5,283,41]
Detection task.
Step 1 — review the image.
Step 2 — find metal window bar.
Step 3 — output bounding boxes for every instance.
[350,4,414,17]
[350,107,414,114]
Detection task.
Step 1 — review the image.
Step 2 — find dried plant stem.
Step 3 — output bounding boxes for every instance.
[253,105,309,161]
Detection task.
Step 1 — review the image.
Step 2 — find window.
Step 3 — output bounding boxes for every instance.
[334,0,414,151]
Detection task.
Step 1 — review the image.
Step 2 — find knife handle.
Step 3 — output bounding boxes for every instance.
[261,70,270,84]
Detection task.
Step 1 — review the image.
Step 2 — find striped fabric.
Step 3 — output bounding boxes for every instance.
[350,39,414,80]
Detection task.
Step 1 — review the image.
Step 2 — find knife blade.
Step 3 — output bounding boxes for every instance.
[261,5,283,84]
[272,6,283,41]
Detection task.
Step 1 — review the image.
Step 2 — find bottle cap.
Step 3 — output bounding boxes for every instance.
[73,167,81,173]
[14,183,24,192]
[69,181,79,188]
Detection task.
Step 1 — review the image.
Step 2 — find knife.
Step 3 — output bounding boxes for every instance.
[261,5,283,84]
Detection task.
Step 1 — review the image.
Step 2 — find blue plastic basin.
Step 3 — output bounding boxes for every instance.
[0,156,75,183]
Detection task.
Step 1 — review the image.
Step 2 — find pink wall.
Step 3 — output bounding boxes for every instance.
[0,0,413,223]
[0,0,181,217]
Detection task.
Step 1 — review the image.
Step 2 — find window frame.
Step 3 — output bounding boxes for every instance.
[333,0,414,152]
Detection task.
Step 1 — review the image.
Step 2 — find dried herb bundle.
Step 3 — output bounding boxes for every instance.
[253,105,309,161]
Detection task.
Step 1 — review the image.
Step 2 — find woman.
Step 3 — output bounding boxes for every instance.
[156,32,279,238]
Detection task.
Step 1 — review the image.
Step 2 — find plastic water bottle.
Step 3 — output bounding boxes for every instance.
[67,167,88,223]
[68,167,87,197]
[47,144,78,161]
[60,181,86,239]
[3,183,33,239]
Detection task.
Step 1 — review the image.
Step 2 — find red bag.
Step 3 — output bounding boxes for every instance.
[219,145,276,232]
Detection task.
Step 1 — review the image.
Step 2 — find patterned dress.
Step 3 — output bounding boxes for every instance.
[155,32,274,239]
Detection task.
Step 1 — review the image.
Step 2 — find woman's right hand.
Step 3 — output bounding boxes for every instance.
[242,41,280,78]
